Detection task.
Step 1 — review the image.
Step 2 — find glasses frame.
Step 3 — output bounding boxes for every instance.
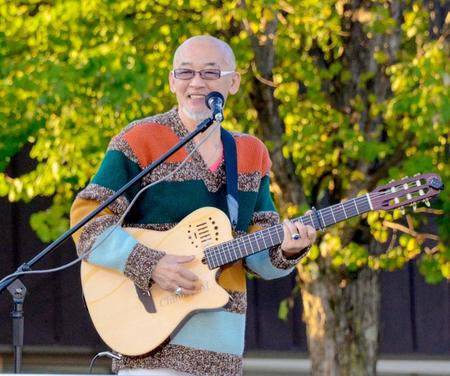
[172,68,235,80]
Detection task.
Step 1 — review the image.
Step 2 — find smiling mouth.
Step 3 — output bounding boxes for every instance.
[188,94,206,99]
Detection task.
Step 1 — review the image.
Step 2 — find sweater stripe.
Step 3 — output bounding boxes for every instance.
[169,310,246,356]
[123,123,189,167]
[88,225,137,272]
[245,249,294,280]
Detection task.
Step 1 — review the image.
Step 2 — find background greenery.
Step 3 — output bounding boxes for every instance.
[1,0,448,282]
[1,1,449,373]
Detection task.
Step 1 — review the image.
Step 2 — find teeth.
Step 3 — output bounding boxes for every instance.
[189,95,204,99]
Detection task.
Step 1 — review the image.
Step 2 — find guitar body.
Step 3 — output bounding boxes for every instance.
[80,207,232,356]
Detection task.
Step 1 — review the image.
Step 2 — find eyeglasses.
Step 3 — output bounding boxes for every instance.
[173,68,235,80]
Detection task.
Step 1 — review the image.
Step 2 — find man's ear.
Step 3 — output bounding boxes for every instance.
[169,71,176,93]
[228,72,241,95]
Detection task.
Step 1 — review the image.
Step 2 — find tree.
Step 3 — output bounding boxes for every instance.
[1,1,448,374]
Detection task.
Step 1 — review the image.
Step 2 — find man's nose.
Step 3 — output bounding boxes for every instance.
[189,72,207,86]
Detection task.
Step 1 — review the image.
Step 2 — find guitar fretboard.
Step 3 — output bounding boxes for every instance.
[204,194,373,269]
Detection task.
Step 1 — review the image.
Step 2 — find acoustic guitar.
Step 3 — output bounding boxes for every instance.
[81,173,443,355]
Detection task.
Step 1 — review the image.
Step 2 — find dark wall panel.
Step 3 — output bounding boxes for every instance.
[0,198,102,349]
[413,264,450,353]
[1,196,449,355]
[246,275,307,351]
[379,266,415,353]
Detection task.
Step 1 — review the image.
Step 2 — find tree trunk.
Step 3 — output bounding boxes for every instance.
[243,2,401,374]
[299,265,380,376]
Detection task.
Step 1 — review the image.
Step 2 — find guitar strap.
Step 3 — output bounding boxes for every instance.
[220,127,239,230]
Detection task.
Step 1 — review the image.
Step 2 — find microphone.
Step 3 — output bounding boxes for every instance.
[205,91,224,122]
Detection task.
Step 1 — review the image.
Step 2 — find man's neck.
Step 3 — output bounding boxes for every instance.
[178,109,221,143]
[178,110,196,132]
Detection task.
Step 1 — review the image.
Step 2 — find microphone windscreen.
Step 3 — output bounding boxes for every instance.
[205,91,224,109]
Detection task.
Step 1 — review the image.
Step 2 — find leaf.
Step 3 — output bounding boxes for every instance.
[278,299,289,322]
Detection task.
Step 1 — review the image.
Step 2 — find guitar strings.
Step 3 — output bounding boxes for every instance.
[209,187,429,267]
[205,184,428,266]
[207,186,425,264]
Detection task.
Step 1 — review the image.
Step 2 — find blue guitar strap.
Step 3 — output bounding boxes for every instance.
[220,127,239,230]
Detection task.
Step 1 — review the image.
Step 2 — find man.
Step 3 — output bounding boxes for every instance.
[71,35,316,376]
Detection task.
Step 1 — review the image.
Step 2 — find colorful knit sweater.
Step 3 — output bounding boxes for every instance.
[70,108,302,376]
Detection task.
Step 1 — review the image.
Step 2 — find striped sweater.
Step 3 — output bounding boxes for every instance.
[70,108,302,376]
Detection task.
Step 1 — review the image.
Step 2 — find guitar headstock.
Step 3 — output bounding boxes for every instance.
[369,173,443,211]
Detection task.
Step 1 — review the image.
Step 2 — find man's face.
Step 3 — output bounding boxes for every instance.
[169,40,240,123]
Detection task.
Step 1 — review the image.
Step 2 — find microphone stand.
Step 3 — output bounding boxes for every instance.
[0,115,216,373]
[7,279,26,373]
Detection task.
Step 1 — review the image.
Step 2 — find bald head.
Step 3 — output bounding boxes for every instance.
[173,35,236,70]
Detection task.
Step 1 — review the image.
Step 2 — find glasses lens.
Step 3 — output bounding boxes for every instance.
[174,69,195,80]
[199,69,221,80]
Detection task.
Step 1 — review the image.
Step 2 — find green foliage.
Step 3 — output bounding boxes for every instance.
[0,0,448,286]
[278,298,290,321]
[279,280,300,321]
[418,243,450,284]
[30,194,71,243]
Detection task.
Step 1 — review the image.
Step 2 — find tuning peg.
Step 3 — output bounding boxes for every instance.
[400,207,406,215]
[424,199,431,207]
[414,172,421,176]
[412,203,417,212]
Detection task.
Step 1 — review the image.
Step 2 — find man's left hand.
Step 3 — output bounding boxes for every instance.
[280,218,316,258]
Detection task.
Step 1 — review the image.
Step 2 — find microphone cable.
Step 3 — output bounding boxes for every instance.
[88,350,122,374]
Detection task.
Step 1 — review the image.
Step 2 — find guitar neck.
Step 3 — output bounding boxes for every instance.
[205,193,373,269]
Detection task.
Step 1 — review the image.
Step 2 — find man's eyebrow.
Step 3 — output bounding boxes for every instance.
[178,62,220,67]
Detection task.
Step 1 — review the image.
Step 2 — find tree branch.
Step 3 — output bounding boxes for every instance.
[240,2,307,210]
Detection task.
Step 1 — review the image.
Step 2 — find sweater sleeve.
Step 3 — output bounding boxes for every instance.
[70,138,165,291]
[243,146,306,279]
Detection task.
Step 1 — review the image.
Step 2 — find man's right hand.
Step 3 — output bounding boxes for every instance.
[151,255,202,295]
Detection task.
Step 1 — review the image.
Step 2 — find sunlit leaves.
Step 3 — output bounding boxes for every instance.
[418,243,450,284]
[30,195,71,243]
[0,0,448,285]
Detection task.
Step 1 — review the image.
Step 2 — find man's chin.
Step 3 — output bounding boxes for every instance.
[182,107,212,123]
